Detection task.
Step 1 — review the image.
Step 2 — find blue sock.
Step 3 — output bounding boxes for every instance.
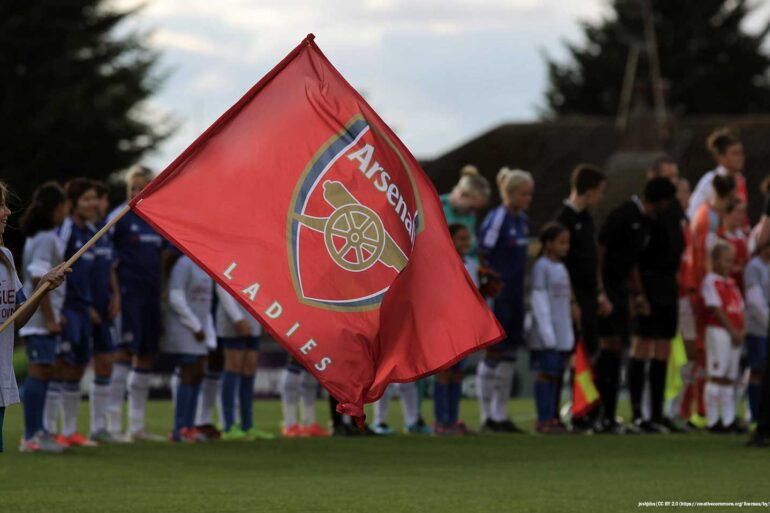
[23,377,47,440]
[175,383,192,434]
[749,383,762,421]
[221,371,239,431]
[186,384,201,429]
[534,381,550,423]
[447,382,462,424]
[433,382,449,425]
[239,374,256,431]
[546,381,559,421]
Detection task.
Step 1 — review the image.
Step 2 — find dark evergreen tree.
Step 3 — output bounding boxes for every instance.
[0,0,171,204]
[543,0,770,117]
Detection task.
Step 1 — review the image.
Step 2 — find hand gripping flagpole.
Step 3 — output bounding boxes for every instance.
[0,204,132,335]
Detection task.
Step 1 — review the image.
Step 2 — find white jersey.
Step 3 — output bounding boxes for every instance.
[161,256,215,355]
[19,229,65,336]
[744,256,770,337]
[215,285,262,338]
[0,248,25,407]
[527,256,574,352]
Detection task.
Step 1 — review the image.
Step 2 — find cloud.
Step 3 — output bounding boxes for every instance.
[150,28,222,55]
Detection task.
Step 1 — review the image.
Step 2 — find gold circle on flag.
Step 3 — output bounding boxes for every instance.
[324,204,385,272]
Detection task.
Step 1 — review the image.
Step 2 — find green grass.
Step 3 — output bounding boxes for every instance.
[1,399,767,513]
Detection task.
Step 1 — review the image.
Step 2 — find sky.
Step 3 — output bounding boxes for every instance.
[113,0,770,170]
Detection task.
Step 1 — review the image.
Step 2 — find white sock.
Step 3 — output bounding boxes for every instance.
[720,384,736,426]
[196,373,221,426]
[43,381,62,434]
[374,385,392,426]
[299,371,317,426]
[397,382,419,427]
[476,359,497,423]
[61,381,82,437]
[705,382,721,427]
[108,363,129,434]
[127,370,152,434]
[280,367,301,427]
[492,361,514,422]
[90,377,111,435]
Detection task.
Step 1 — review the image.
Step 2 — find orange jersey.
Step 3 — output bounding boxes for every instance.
[679,217,695,297]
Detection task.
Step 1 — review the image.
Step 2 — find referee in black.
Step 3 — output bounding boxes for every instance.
[553,164,607,428]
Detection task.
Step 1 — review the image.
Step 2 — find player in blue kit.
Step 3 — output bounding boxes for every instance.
[89,182,121,443]
[18,182,70,452]
[0,181,68,454]
[476,167,534,433]
[163,255,216,443]
[107,166,167,442]
[49,179,100,447]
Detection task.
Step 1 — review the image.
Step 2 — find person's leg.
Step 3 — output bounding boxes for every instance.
[108,352,131,435]
[128,302,160,437]
[746,335,766,421]
[221,344,243,432]
[239,348,258,432]
[197,351,223,428]
[44,365,62,435]
[447,366,464,425]
[595,337,623,425]
[373,384,392,427]
[280,361,302,432]
[185,359,205,431]
[90,352,113,437]
[398,382,420,429]
[24,362,52,440]
[650,339,671,423]
[475,353,499,426]
[433,371,450,428]
[298,370,317,427]
[628,337,652,422]
[492,359,516,423]
[59,363,84,438]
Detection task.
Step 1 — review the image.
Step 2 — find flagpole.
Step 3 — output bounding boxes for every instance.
[0,203,132,335]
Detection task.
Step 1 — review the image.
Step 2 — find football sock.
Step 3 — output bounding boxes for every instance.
[61,380,81,437]
[492,361,515,422]
[196,371,221,426]
[280,366,301,427]
[239,373,256,431]
[476,358,498,424]
[108,362,129,434]
[553,373,564,420]
[221,371,239,431]
[299,370,317,426]
[127,369,152,434]
[23,377,47,440]
[175,383,192,433]
[90,375,111,434]
[398,382,420,427]
[720,384,736,426]
[649,359,667,422]
[433,382,448,425]
[534,379,550,423]
[374,385,392,426]
[749,382,762,421]
[186,383,201,430]
[43,380,61,434]
[447,381,462,424]
[705,382,721,427]
[595,350,620,422]
[627,358,646,421]
[329,396,343,428]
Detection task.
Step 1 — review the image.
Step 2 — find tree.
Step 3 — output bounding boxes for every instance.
[543,0,770,118]
[0,0,171,203]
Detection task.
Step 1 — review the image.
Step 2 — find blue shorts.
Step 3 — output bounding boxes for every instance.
[120,299,161,356]
[219,336,260,351]
[530,350,566,377]
[26,334,59,364]
[59,305,92,365]
[490,298,524,360]
[92,317,117,355]
[746,335,767,371]
[167,353,206,366]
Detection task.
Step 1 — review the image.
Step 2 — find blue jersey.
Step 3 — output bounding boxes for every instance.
[90,220,113,313]
[478,205,529,301]
[109,205,165,301]
[58,217,96,309]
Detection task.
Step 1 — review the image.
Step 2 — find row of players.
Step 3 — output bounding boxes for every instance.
[435,127,765,435]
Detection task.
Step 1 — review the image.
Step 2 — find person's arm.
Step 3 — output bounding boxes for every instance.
[629,264,650,316]
[108,265,120,319]
[746,285,769,330]
[167,260,203,339]
[15,264,69,328]
[710,306,744,346]
[216,286,251,337]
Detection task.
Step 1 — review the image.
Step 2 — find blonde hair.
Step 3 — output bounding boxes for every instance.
[455,165,491,200]
[0,182,14,272]
[126,164,154,184]
[496,167,533,198]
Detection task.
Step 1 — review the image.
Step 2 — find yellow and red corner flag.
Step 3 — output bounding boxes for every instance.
[131,35,504,420]
[573,337,601,418]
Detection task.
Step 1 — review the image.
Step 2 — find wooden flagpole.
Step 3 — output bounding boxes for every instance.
[0,203,132,335]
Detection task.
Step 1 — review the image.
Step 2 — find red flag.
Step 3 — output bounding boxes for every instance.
[131,35,504,419]
[572,337,601,418]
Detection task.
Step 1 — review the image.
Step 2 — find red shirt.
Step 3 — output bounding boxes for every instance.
[721,229,748,292]
[701,272,745,330]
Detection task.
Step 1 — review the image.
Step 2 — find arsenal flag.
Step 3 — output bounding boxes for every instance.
[132,34,504,419]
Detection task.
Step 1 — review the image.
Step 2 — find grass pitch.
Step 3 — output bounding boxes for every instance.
[1,398,767,513]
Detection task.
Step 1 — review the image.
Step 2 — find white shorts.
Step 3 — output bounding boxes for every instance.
[678,296,696,341]
[705,326,741,380]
